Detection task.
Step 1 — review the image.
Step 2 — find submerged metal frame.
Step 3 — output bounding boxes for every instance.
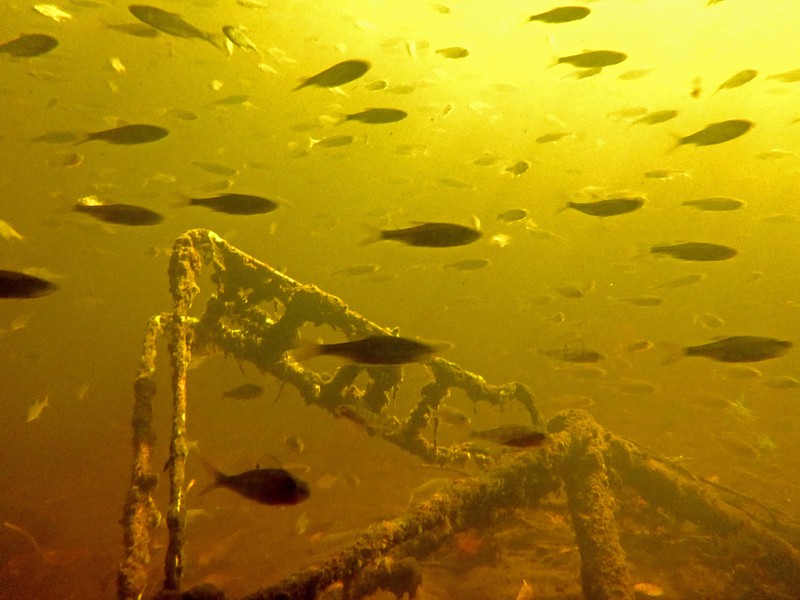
[118,229,800,600]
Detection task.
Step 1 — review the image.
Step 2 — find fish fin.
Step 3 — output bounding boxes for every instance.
[544,34,560,67]
[659,342,686,365]
[666,131,682,153]
[553,203,571,216]
[204,32,226,52]
[196,454,223,484]
[291,339,323,362]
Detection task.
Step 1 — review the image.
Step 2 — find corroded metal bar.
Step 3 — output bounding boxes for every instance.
[605,431,800,588]
[551,410,634,600]
[117,314,165,600]
[234,447,561,600]
[123,230,800,600]
[161,234,205,592]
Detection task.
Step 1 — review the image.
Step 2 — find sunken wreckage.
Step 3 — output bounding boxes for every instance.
[118,229,800,600]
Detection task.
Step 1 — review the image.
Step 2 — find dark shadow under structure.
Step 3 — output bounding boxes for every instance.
[117,229,800,600]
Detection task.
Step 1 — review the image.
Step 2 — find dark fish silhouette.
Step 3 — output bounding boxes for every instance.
[557,197,643,217]
[443,258,490,271]
[199,458,309,505]
[767,68,800,83]
[344,108,408,124]
[633,110,679,126]
[679,336,792,363]
[107,22,160,38]
[650,242,737,261]
[363,222,481,247]
[677,119,753,147]
[74,202,164,225]
[222,383,264,400]
[471,425,548,448]
[681,197,745,211]
[293,335,447,365]
[0,270,58,299]
[0,33,58,57]
[529,6,590,23]
[715,69,757,94]
[541,347,604,363]
[76,124,169,145]
[294,59,370,90]
[129,5,220,48]
[497,208,528,222]
[436,47,469,59]
[189,193,278,215]
[556,50,626,68]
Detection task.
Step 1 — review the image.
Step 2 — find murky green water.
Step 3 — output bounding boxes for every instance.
[1,1,799,598]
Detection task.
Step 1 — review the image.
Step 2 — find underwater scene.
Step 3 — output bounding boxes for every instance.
[2,0,800,598]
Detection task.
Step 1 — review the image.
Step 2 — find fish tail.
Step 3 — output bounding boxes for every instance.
[195,454,224,493]
[291,339,324,362]
[204,32,226,52]
[659,342,686,365]
[544,34,560,67]
[357,224,384,245]
[666,131,683,153]
[553,203,571,216]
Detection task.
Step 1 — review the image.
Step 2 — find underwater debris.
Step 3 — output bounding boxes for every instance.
[118,230,800,600]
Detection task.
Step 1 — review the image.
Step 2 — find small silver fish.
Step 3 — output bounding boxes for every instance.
[222,25,259,53]
[27,394,50,422]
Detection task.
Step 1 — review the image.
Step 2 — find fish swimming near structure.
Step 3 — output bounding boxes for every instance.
[74,200,164,225]
[0,33,58,57]
[362,222,481,247]
[540,347,604,363]
[471,425,548,448]
[293,59,370,90]
[189,193,278,215]
[667,336,792,364]
[129,5,221,49]
[198,457,310,505]
[222,383,265,400]
[0,270,58,298]
[293,335,448,365]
